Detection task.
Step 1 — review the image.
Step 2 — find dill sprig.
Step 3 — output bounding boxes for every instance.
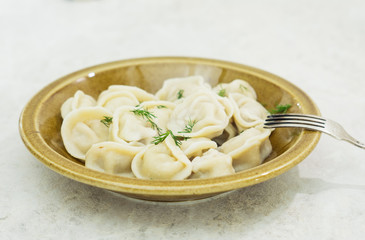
[173,134,190,146]
[178,119,197,134]
[218,88,226,97]
[100,116,113,127]
[177,89,184,99]
[151,131,170,145]
[269,104,292,114]
[157,105,167,109]
[131,106,162,134]
[151,130,190,147]
[239,84,248,92]
[216,84,226,97]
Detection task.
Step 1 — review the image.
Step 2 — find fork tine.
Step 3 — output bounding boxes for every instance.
[267,113,326,122]
[264,121,325,130]
[264,113,326,130]
[264,114,365,150]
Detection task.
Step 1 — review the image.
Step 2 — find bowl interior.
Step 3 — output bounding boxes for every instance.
[21,57,320,201]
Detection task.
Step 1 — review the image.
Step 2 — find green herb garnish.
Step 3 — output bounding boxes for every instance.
[177,89,184,99]
[218,88,226,97]
[269,104,292,114]
[178,119,197,134]
[151,131,170,145]
[131,106,162,134]
[151,130,190,147]
[157,105,167,109]
[239,84,248,92]
[100,116,113,127]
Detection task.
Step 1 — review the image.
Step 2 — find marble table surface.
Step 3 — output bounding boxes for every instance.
[1,0,364,239]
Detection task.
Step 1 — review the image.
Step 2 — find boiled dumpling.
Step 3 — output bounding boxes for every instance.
[213,79,257,99]
[99,85,156,102]
[167,91,231,139]
[61,90,96,118]
[131,135,192,180]
[85,141,144,178]
[110,106,158,146]
[190,149,235,179]
[219,126,272,172]
[155,75,211,102]
[180,137,217,159]
[61,107,111,161]
[96,90,139,113]
[230,93,269,132]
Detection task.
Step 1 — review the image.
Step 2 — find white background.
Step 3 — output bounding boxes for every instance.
[1,0,364,239]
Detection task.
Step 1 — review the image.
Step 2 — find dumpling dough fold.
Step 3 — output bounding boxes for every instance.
[99,85,156,102]
[229,93,269,132]
[220,126,272,172]
[190,149,235,179]
[61,90,96,118]
[180,137,217,159]
[168,91,231,139]
[61,107,111,161]
[85,141,143,178]
[96,91,139,113]
[156,75,211,102]
[131,135,192,180]
[213,79,257,99]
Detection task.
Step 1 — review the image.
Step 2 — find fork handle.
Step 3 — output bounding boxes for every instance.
[343,136,365,149]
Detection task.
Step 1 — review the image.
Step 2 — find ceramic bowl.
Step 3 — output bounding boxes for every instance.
[19,57,321,202]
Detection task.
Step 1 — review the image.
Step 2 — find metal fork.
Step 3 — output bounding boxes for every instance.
[264,113,365,149]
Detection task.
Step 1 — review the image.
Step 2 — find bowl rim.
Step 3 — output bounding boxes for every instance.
[19,56,321,197]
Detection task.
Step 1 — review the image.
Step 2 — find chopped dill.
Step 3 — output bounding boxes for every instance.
[216,84,226,97]
[269,104,292,114]
[239,84,248,92]
[218,88,226,97]
[100,116,113,127]
[177,89,184,99]
[131,105,157,119]
[130,106,162,134]
[157,105,167,109]
[151,130,190,147]
[151,131,170,145]
[178,119,197,134]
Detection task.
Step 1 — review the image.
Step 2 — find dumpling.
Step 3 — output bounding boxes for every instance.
[61,107,112,161]
[98,85,156,102]
[85,141,144,178]
[96,90,139,113]
[61,90,96,118]
[180,137,218,159]
[167,91,231,139]
[229,93,269,132]
[131,135,192,180]
[110,106,158,146]
[190,149,235,179]
[213,79,257,99]
[155,75,211,102]
[219,126,272,172]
